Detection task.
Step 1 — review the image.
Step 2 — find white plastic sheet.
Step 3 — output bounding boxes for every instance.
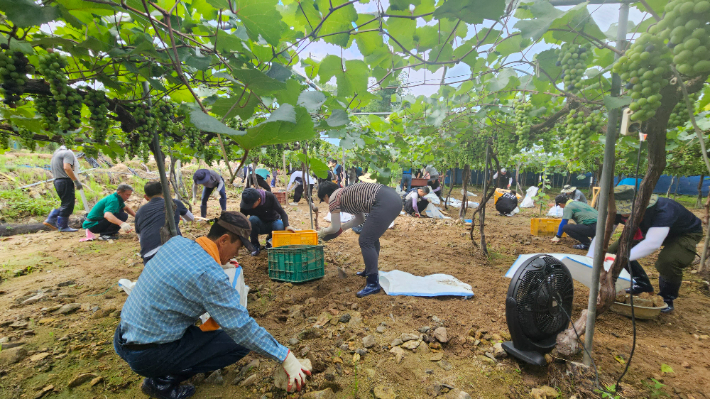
[379,270,473,298]
[547,205,564,217]
[324,211,355,223]
[445,198,479,208]
[423,192,440,204]
[460,189,478,197]
[505,253,631,293]
[422,203,451,219]
[520,186,538,208]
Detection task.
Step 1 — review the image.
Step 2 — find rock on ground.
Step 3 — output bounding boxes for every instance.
[530,386,559,399]
[433,327,448,343]
[273,358,312,390]
[67,373,98,388]
[57,303,81,315]
[445,389,472,399]
[362,335,376,348]
[373,385,397,399]
[390,346,405,364]
[303,388,335,399]
[204,369,224,385]
[0,347,27,365]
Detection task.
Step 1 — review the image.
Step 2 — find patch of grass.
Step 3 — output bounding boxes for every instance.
[0,188,56,220]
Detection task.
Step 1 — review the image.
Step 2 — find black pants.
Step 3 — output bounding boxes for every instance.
[294,183,313,203]
[360,187,402,276]
[54,178,75,217]
[88,211,128,235]
[563,222,596,246]
[114,325,249,382]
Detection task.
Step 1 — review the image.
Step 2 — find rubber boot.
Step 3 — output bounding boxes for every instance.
[56,216,77,232]
[200,204,207,219]
[357,274,381,298]
[658,276,681,313]
[624,260,654,295]
[43,209,60,230]
[141,376,195,399]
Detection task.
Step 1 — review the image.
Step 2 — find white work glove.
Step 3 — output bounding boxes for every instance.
[120,222,133,233]
[550,236,560,243]
[282,350,310,392]
[285,226,296,233]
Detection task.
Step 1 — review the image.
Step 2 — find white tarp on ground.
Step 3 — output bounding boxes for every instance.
[379,270,474,298]
[520,186,538,208]
[422,203,451,219]
[445,198,479,209]
[547,205,564,217]
[423,192,440,204]
[460,189,478,197]
[505,253,631,293]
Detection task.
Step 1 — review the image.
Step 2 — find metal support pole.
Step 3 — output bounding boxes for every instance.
[583,2,628,366]
[143,82,177,238]
[304,143,314,229]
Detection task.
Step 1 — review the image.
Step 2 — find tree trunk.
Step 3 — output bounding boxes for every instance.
[479,146,491,255]
[596,84,676,316]
[459,165,470,219]
[666,175,674,197]
[697,174,705,209]
[445,167,455,210]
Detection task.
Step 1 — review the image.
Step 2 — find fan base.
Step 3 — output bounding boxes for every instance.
[501,341,547,366]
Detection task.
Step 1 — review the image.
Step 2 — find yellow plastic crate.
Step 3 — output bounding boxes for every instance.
[530,218,566,237]
[272,230,318,247]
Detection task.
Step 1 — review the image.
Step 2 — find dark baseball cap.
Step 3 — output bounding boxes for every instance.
[240,188,261,210]
[555,194,569,206]
[216,211,255,252]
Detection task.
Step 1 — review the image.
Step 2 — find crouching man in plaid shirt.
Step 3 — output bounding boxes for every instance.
[114,211,310,399]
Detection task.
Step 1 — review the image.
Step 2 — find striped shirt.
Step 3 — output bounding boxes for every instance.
[329,183,383,214]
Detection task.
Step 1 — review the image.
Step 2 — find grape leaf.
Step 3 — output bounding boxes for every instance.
[232,0,284,47]
[514,1,563,41]
[297,91,327,112]
[189,109,247,136]
[234,106,315,150]
[432,0,505,25]
[604,96,632,110]
[231,68,288,95]
[0,0,59,27]
[327,109,349,127]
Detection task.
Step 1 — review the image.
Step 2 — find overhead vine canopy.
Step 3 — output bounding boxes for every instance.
[0,0,707,179]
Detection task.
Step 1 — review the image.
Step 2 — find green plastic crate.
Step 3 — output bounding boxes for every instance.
[267,245,325,283]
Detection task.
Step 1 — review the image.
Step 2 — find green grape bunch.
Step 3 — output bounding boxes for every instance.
[565,110,605,158]
[556,42,593,93]
[656,0,710,76]
[668,92,699,128]
[34,95,59,132]
[84,88,110,144]
[131,102,159,162]
[613,34,672,122]
[17,126,36,150]
[513,98,532,136]
[0,45,34,106]
[37,51,82,131]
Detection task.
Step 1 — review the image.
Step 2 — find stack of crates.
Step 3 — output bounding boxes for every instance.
[268,230,323,283]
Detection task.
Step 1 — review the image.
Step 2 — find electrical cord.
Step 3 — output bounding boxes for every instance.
[614,136,645,392]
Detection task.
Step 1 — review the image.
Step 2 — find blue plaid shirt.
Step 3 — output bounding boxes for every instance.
[119,236,288,362]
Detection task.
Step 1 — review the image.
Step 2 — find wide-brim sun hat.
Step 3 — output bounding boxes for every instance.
[561,185,577,194]
[193,169,212,185]
[614,185,658,214]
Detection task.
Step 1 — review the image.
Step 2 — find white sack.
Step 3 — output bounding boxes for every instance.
[520,186,538,208]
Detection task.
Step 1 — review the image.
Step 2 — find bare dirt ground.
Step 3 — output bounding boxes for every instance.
[1,186,710,399]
